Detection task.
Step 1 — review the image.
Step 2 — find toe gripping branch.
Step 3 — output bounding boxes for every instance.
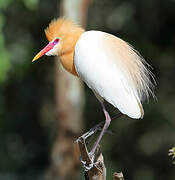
[74,112,124,180]
[75,136,124,180]
[76,136,106,180]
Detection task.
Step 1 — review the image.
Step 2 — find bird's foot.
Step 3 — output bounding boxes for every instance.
[76,136,102,172]
[81,121,105,140]
[74,123,105,171]
[75,136,94,171]
[79,120,114,142]
[80,156,94,171]
[76,112,123,143]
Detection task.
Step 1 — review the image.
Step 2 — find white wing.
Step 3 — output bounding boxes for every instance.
[74,31,146,119]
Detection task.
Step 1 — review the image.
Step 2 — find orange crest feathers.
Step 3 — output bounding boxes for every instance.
[45,18,84,42]
[44,18,84,76]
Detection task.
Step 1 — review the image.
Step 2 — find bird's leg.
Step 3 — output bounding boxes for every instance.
[90,101,111,156]
[80,121,105,140]
[79,112,123,141]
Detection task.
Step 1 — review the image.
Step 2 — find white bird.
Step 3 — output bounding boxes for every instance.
[32,18,155,154]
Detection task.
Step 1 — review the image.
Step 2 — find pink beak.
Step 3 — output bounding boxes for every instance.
[32,38,60,62]
[32,42,55,62]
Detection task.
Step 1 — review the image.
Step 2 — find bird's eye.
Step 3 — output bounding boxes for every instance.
[54,38,60,44]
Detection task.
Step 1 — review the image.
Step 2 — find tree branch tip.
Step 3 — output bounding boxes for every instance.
[113,172,124,180]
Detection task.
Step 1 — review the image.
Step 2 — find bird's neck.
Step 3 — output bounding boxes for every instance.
[59,30,84,76]
[60,50,77,75]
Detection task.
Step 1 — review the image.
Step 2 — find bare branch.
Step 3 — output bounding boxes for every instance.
[76,133,125,180]
[113,172,124,180]
[76,136,106,180]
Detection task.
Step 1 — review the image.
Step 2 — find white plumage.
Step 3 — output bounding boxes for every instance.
[33,18,156,155]
[74,31,154,119]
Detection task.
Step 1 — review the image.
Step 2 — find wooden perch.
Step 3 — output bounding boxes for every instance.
[76,136,124,180]
[113,172,124,180]
[77,137,106,180]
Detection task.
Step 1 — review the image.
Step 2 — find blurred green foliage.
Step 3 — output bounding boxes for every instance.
[0,0,12,83]
[0,0,175,179]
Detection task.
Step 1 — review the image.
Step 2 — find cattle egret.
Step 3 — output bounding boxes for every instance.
[32,18,155,155]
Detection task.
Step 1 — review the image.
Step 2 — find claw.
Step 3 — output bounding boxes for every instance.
[81,158,94,171]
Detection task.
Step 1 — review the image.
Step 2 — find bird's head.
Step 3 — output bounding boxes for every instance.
[32,18,84,62]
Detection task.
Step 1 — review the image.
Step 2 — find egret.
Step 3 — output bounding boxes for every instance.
[32,18,155,155]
